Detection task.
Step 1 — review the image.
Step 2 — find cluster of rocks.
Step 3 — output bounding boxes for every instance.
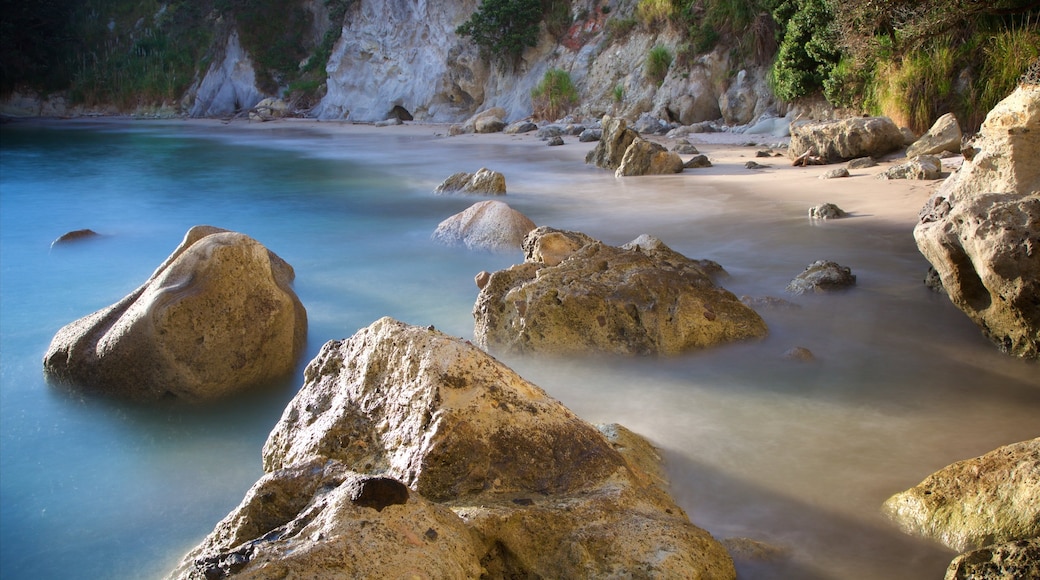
[585,115,686,177]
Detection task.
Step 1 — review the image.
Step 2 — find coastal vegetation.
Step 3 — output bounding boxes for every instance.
[531,68,579,120]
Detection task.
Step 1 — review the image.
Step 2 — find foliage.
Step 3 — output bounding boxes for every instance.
[543,0,574,40]
[606,17,639,42]
[456,0,544,67]
[636,0,674,27]
[646,44,673,84]
[868,42,955,131]
[613,83,625,102]
[531,67,578,120]
[0,0,80,92]
[768,0,840,101]
[218,0,312,94]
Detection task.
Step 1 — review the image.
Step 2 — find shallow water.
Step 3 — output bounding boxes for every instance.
[1,120,1037,579]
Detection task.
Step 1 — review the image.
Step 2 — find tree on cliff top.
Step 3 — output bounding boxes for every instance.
[456,0,545,68]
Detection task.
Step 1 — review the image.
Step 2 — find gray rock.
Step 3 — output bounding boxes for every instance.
[819,167,850,179]
[43,226,307,401]
[431,200,535,252]
[883,438,1040,553]
[789,117,905,163]
[547,135,564,146]
[189,30,264,117]
[809,203,847,219]
[537,124,565,139]
[745,161,768,169]
[474,228,768,356]
[881,155,942,180]
[434,168,506,195]
[578,128,602,142]
[907,112,962,158]
[374,117,402,127]
[785,260,856,295]
[944,537,1040,580]
[632,113,672,135]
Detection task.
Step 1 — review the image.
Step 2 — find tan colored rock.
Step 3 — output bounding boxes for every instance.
[43,226,307,401]
[945,537,1040,580]
[883,438,1040,552]
[906,112,962,158]
[433,167,507,195]
[585,115,639,171]
[474,228,767,356]
[914,85,1040,358]
[789,116,904,163]
[432,200,535,252]
[615,138,685,177]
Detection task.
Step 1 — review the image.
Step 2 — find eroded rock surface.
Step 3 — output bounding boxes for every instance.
[43,225,307,401]
[432,200,535,252]
[944,537,1040,580]
[434,168,507,195]
[907,112,963,158]
[170,318,736,579]
[788,116,904,163]
[474,227,767,356]
[785,260,856,295]
[883,438,1040,553]
[913,84,1040,358]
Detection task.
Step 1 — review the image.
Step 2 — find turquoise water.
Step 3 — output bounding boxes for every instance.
[1,120,1038,579]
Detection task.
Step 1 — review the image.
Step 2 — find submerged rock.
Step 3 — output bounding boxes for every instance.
[913,85,1040,358]
[474,227,767,356]
[51,229,99,246]
[789,117,904,163]
[785,260,856,295]
[883,438,1040,553]
[43,225,307,401]
[170,318,736,579]
[431,200,535,252]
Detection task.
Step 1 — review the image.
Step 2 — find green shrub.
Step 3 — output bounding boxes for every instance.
[636,0,673,26]
[456,0,543,67]
[531,67,579,120]
[769,0,840,101]
[646,44,673,84]
[543,0,573,40]
[613,83,625,102]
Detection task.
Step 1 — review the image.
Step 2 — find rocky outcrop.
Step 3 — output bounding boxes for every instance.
[785,260,856,295]
[883,438,1040,553]
[434,168,507,195]
[914,85,1040,358]
[189,30,265,118]
[431,200,535,252]
[945,537,1040,580]
[585,115,639,170]
[788,117,904,163]
[907,112,963,158]
[586,115,683,177]
[43,226,307,401]
[170,318,736,579]
[473,228,767,356]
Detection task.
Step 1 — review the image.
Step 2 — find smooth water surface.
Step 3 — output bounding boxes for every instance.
[1,120,1037,580]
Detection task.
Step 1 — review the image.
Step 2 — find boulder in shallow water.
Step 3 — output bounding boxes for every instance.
[789,117,904,163]
[615,138,684,177]
[913,85,1040,358]
[43,225,307,401]
[434,168,506,195]
[51,229,99,246]
[785,260,856,295]
[174,318,736,579]
[474,227,767,356]
[585,115,639,171]
[809,203,847,219]
[883,438,1040,553]
[431,200,535,252]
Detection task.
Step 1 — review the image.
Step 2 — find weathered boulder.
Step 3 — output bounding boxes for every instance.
[433,168,506,195]
[673,140,700,155]
[809,203,847,219]
[473,109,507,133]
[474,228,767,356]
[685,154,713,169]
[579,127,602,142]
[585,115,639,171]
[431,200,535,252]
[168,459,484,580]
[504,120,538,134]
[179,317,736,579]
[819,167,850,179]
[615,138,684,177]
[945,537,1040,580]
[883,438,1040,553]
[43,226,307,401]
[914,85,1040,358]
[907,112,963,158]
[248,98,288,122]
[789,117,904,163]
[880,155,942,180]
[785,260,856,295]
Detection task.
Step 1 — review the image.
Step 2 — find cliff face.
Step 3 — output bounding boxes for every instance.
[220,0,780,125]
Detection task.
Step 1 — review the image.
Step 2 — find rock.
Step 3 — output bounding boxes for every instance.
[168,459,485,580]
[782,346,815,361]
[913,85,1040,358]
[785,260,856,295]
[474,270,491,290]
[373,117,402,127]
[883,438,1040,553]
[537,124,565,139]
[586,115,639,171]
[672,140,700,155]
[547,135,564,146]
[504,120,538,134]
[474,115,505,134]
[809,203,847,219]
[248,98,288,122]
[51,229,99,246]
[819,167,850,179]
[847,156,878,169]
[745,161,768,170]
[907,112,963,158]
[578,128,602,142]
[632,113,672,135]
[740,296,802,310]
[684,154,713,169]
[474,227,768,356]
[431,200,535,252]
[789,117,905,163]
[880,155,942,180]
[616,139,684,177]
[189,30,265,117]
[433,168,506,195]
[722,537,789,561]
[944,537,1040,580]
[719,70,757,126]
[213,317,737,579]
[43,226,307,401]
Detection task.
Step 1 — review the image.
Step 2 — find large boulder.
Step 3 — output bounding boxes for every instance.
[433,168,507,195]
[43,226,307,401]
[585,115,639,171]
[431,200,536,252]
[945,537,1040,580]
[883,438,1040,553]
[788,116,905,163]
[914,85,1040,358]
[615,139,685,177]
[171,318,736,579]
[473,228,767,356]
[906,112,963,158]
